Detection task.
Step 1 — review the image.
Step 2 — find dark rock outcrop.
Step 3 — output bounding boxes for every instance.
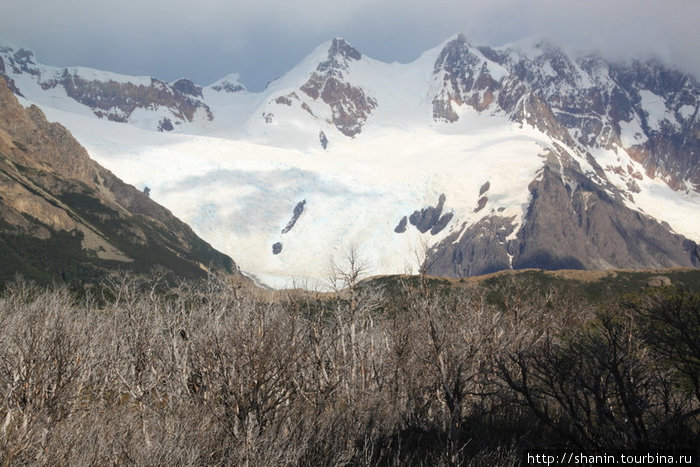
[394,216,408,233]
[473,196,488,213]
[479,181,490,196]
[430,212,453,235]
[282,200,306,234]
[409,194,446,233]
[172,78,203,97]
[157,118,174,132]
[400,194,454,236]
[211,80,245,93]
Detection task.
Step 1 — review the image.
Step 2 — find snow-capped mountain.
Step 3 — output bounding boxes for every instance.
[0,41,241,131]
[1,35,698,287]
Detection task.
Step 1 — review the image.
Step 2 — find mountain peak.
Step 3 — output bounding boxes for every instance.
[313,38,362,77]
[327,37,361,62]
[209,72,246,93]
[434,32,482,74]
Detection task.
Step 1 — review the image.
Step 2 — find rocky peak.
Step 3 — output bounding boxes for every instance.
[0,44,39,77]
[434,34,480,75]
[328,38,361,61]
[432,34,504,121]
[210,73,246,93]
[171,78,203,97]
[433,35,699,193]
[298,38,376,137]
[12,48,39,75]
[318,38,362,77]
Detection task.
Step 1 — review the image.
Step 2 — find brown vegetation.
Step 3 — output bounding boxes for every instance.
[0,266,698,466]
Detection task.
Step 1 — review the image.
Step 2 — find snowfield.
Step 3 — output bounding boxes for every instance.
[37,101,551,288]
[5,36,699,287]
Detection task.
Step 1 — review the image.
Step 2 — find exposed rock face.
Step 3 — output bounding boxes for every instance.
[210,74,245,93]
[431,212,454,235]
[434,37,700,193]
[402,194,453,235]
[299,38,377,137]
[513,158,698,271]
[158,118,174,132]
[0,45,213,129]
[478,181,490,196]
[409,194,446,233]
[282,200,306,234]
[427,152,698,277]
[172,78,203,97]
[473,196,488,213]
[0,77,238,285]
[394,216,408,233]
[272,201,306,256]
[427,215,517,277]
[432,34,502,121]
[275,94,296,106]
[42,71,213,123]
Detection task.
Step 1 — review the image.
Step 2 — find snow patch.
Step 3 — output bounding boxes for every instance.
[619,118,648,147]
[678,104,695,121]
[639,90,679,131]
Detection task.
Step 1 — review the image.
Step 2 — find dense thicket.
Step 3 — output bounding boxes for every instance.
[0,269,698,466]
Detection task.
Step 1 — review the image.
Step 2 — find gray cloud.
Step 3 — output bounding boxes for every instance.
[1,0,698,90]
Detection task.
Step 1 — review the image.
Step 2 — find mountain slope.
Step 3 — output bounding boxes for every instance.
[423,35,700,276]
[0,77,239,285]
[1,36,698,287]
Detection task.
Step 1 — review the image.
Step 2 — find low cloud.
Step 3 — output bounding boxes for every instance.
[1,0,697,90]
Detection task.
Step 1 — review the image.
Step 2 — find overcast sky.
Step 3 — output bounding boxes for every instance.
[2,0,698,91]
